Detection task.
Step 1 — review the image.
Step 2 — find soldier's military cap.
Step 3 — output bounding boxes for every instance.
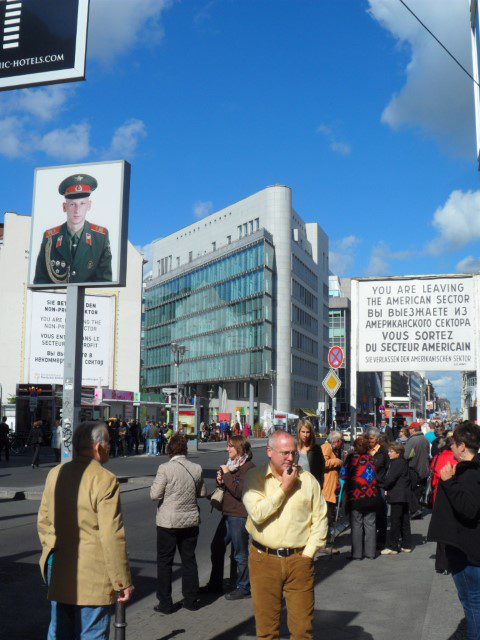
[59,174,98,200]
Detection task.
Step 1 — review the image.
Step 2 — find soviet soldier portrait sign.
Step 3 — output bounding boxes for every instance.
[28,160,130,289]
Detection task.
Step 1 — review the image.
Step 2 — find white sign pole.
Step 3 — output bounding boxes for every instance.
[350,279,359,440]
[474,274,480,419]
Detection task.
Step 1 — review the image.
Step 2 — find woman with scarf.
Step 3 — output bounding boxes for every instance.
[202,435,255,600]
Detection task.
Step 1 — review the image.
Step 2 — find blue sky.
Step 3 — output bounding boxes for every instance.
[0,0,475,407]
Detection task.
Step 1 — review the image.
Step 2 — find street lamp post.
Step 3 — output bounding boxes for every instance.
[170,342,187,431]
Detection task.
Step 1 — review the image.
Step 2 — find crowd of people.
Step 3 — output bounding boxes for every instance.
[35,415,480,640]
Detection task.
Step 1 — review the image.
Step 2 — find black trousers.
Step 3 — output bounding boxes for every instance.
[388,502,412,551]
[31,444,41,467]
[157,526,199,607]
[0,440,9,461]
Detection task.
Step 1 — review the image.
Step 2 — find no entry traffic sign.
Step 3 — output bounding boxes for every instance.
[328,346,344,369]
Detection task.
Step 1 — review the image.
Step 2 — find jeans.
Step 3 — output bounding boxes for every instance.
[47,559,111,639]
[350,509,376,559]
[209,516,250,594]
[156,526,199,607]
[147,438,158,456]
[387,502,411,551]
[452,564,480,640]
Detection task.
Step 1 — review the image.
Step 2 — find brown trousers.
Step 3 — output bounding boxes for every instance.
[249,546,314,640]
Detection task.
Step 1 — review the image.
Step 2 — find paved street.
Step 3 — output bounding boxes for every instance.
[0,446,466,640]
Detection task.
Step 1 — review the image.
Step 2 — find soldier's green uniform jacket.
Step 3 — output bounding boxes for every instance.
[33,220,112,285]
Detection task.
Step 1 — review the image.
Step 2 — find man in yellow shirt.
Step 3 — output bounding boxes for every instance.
[243,430,328,640]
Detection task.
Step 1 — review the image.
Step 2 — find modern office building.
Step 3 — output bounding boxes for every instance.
[143,186,329,421]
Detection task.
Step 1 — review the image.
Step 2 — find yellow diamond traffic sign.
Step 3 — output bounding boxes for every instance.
[322,369,341,398]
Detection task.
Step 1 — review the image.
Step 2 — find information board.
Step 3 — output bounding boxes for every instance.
[24,290,115,386]
[356,277,476,372]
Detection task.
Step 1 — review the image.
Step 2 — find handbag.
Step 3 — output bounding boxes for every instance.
[421,456,439,509]
[209,486,225,511]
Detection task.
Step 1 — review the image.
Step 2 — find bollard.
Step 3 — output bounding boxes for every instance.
[114,601,127,640]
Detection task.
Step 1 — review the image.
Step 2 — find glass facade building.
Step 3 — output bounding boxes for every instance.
[144,236,274,388]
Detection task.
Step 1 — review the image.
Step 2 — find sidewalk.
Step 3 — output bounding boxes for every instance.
[124,516,466,640]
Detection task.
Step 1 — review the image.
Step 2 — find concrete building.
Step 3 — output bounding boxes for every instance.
[144,186,329,421]
[0,211,143,425]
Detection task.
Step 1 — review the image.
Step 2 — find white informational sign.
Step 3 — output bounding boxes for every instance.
[24,290,115,386]
[356,277,476,372]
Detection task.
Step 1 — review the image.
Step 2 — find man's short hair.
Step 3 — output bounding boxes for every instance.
[453,423,480,455]
[367,428,380,438]
[2,416,6,422]
[73,421,108,454]
[167,433,188,457]
[267,430,294,449]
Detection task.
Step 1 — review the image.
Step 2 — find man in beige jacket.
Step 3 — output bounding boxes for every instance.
[38,421,133,639]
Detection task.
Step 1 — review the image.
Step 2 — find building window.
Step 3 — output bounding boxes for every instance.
[243,222,248,236]
[227,235,231,244]
[188,251,193,263]
[176,256,180,267]
[255,218,260,230]
[249,220,254,235]
[238,225,242,239]
[212,241,216,251]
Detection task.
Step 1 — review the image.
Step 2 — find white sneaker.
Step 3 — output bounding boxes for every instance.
[381,548,398,555]
[401,548,413,553]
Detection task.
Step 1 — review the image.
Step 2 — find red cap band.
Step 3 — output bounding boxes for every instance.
[65,184,91,195]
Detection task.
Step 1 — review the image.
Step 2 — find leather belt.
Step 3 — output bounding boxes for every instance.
[252,539,305,557]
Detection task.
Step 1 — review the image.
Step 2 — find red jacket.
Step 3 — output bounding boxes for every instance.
[431,450,457,504]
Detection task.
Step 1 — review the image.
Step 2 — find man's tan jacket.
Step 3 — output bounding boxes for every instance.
[37,456,131,606]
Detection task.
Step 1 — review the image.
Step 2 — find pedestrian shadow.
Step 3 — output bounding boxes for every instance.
[205,609,374,640]
[0,549,50,639]
[155,630,186,640]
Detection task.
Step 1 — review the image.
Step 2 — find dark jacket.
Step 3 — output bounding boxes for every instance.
[307,443,326,488]
[222,460,255,518]
[428,454,480,566]
[371,445,389,488]
[27,427,43,445]
[0,422,9,442]
[341,453,380,512]
[404,431,430,480]
[383,457,411,503]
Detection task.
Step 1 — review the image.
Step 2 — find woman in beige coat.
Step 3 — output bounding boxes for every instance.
[321,431,344,538]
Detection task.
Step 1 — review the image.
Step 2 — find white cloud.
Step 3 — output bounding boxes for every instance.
[37,123,91,161]
[329,235,361,276]
[88,0,173,66]
[428,189,480,254]
[107,119,147,159]
[456,256,480,273]
[368,0,474,156]
[193,200,213,219]
[364,241,411,276]
[0,85,73,122]
[0,117,25,158]
[316,123,352,156]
